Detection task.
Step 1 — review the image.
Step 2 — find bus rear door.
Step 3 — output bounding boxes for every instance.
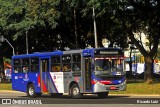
[40,57,50,93]
[84,57,92,92]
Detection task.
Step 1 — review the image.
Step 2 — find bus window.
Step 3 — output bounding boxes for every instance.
[42,59,49,72]
[14,66,21,73]
[22,58,30,73]
[62,55,71,72]
[30,58,39,72]
[51,56,61,72]
[13,59,21,73]
[72,54,81,71]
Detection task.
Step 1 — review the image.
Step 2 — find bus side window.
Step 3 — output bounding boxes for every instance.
[72,54,81,71]
[22,66,28,73]
[13,59,21,73]
[30,58,39,72]
[51,66,58,72]
[62,55,71,72]
[14,66,21,73]
[62,64,71,72]
[51,56,61,72]
[22,58,30,73]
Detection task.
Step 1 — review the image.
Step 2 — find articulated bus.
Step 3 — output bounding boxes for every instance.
[11,48,126,98]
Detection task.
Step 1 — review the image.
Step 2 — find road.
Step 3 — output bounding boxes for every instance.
[0,91,160,107]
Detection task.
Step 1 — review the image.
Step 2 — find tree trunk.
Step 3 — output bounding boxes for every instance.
[129,48,132,72]
[0,56,5,82]
[144,56,153,83]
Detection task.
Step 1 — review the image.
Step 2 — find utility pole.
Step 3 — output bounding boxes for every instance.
[26,30,29,54]
[92,3,98,48]
[74,9,78,49]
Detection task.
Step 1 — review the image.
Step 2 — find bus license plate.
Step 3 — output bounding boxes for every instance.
[110,86,116,90]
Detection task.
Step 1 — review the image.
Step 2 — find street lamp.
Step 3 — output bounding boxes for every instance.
[26,30,29,54]
[0,36,15,56]
[92,1,98,48]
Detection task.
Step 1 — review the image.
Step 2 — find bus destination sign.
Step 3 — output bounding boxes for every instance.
[94,49,123,55]
[100,51,118,54]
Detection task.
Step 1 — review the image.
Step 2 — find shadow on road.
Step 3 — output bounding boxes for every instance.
[21,94,130,99]
[20,95,135,104]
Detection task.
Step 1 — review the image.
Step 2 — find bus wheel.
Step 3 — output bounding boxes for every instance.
[70,84,82,99]
[27,84,37,98]
[98,92,109,98]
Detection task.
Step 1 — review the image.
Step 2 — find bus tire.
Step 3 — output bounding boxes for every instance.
[70,84,82,99]
[98,92,109,98]
[27,84,37,98]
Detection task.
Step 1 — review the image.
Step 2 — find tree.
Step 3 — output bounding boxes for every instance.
[85,0,160,83]
[0,0,95,52]
[125,0,160,83]
[83,0,128,48]
[56,0,93,49]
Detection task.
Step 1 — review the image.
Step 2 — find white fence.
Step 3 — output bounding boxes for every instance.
[125,63,160,74]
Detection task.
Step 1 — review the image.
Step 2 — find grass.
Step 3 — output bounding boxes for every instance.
[0,83,12,90]
[0,82,160,95]
[110,81,160,95]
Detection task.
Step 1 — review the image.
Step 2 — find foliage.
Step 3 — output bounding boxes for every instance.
[0,0,93,53]
[82,0,129,48]
[3,57,11,64]
[85,0,160,82]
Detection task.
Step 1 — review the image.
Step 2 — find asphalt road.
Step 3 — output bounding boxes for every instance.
[0,91,160,107]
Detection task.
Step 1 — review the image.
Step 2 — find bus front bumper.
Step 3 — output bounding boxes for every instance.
[93,81,126,92]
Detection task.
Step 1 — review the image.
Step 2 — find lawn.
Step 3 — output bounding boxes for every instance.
[0,82,160,95]
[110,82,160,95]
[0,83,12,90]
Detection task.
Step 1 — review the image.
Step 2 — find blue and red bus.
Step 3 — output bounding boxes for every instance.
[11,48,126,98]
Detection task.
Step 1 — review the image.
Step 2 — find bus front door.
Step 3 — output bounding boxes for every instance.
[84,57,92,91]
[40,58,49,93]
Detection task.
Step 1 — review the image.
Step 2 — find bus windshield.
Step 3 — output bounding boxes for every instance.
[94,56,125,76]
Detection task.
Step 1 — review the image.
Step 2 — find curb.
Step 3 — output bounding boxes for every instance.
[0,90,25,93]
[109,94,160,97]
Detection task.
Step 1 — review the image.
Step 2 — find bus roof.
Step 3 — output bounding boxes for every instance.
[12,51,63,59]
[12,47,123,59]
[83,47,123,51]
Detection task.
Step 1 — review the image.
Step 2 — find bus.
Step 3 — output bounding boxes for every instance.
[11,48,126,98]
